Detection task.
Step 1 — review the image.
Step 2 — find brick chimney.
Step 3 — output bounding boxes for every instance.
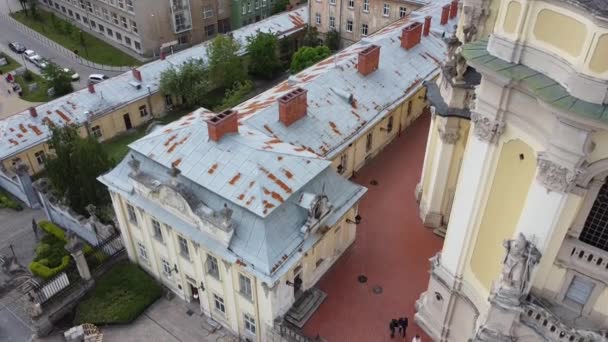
[449,0,458,19]
[279,88,308,126]
[29,107,37,118]
[357,45,381,76]
[206,109,239,142]
[88,83,95,93]
[423,16,432,36]
[441,4,450,25]
[132,68,142,82]
[160,52,166,60]
[401,22,423,50]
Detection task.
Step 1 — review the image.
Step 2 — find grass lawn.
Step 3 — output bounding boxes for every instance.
[11,10,139,67]
[102,127,147,162]
[0,54,21,74]
[74,262,162,325]
[15,71,53,102]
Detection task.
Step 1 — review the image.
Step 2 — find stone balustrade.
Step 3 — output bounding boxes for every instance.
[557,236,608,284]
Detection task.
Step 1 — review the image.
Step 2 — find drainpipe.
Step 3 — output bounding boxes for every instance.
[146,85,154,118]
[253,274,262,342]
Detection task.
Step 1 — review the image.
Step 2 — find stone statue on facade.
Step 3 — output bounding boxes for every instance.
[453,53,468,83]
[463,24,478,43]
[493,233,541,307]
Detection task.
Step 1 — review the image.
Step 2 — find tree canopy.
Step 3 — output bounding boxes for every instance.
[215,80,254,111]
[325,29,341,51]
[44,124,113,215]
[246,31,282,79]
[42,63,73,97]
[302,26,323,47]
[160,59,210,107]
[290,45,331,73]
[207,35,248,90]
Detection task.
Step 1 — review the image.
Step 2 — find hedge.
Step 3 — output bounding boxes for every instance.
[74,262,162,325]
[38,220,94,254]
[0,192,23,211]
[28,255,71,280]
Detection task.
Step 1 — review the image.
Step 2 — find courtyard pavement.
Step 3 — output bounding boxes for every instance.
[303,113,443,341]
[37,297,238,342]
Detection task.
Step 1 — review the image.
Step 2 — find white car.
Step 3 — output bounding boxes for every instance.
[23,50,37,62]
[63,68,80,81]
[30,56,49,69]
[88,74,109,84]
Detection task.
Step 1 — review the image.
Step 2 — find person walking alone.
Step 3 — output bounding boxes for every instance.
[398,317,408,337]
[389,318,398,338]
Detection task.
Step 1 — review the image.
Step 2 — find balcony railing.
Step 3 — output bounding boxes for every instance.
[521,297,608,342]
[557,236,608,284]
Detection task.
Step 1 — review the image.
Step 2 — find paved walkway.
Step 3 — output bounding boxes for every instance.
[303,113,443,342]
[37,297,238,342]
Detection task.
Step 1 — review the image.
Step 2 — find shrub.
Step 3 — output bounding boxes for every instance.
[29,255,71,279]
[74,262,162,325]
[39,220,66,240]
[22,70,34,82]
[0,192,23,211]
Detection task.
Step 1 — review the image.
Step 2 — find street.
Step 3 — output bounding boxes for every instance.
[0,0,123,92]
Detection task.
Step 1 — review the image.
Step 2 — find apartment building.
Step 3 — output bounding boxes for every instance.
[0,7,308,207]
[415,0,608,341]
[99,1,458,339]
[309,0,427,47]
[40,0,231,56]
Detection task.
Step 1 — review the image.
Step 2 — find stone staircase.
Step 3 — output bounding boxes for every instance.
[285,288,327,329]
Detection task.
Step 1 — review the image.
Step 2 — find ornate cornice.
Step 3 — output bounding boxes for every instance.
[439,127,460,144]
[537,153,582,193]
[471,112,504,144]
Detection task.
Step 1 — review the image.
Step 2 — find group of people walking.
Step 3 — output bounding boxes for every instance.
[389,317,421,341]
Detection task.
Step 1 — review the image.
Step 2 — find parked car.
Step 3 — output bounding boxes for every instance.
[88,74,109,84]
[63,68,80,81]
[8,42,26,53]
[23,50,37,62]
[31,56,49,69]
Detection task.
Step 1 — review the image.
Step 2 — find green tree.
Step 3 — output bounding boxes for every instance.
[160,59,210,107]
[44,125,113,215]
[325,29,340,51]
[207,34,247,90]
[246,31,281,79]
[271,0,289,15]
[215,80,254,111]
[42,63,73,97]
[290,45,331,73]
[302,26,322,47]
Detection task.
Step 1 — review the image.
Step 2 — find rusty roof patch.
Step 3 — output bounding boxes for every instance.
[260,167,293,194]
[229,173,242,185]
[328,121,342,136]
[282,169,294,179]
[208,163,218,174]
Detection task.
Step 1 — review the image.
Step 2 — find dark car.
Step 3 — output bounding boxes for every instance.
[8,42,26,53]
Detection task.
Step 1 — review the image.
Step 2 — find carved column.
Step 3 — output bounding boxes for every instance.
[65,235,91,281]
[419,115,461,230]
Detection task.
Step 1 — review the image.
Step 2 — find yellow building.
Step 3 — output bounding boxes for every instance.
[415,0,608,341]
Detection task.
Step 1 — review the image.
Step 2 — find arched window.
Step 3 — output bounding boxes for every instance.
[579,182,608,252]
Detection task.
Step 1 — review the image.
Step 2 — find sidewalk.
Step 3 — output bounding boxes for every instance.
[0,74,42,118]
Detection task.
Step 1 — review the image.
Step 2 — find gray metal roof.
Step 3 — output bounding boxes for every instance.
[564,0,608,17]
[0,6,308,160]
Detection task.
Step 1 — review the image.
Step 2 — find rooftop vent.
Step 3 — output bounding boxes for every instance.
[29,107,37,118]
[132,68,142,82]
[129,81,142,90]
[357,44,381,76]
[424,16,432,37]
[279,88,307,127]
[441,4,450,25]
[87,83,95,93]
[206,109,238,142]
[401,22,423,50]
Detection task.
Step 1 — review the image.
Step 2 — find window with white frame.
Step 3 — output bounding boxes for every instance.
[117,0,124,9]
[565,276,594,306]
[242,3,246,14]
[255,0,259,9]
[161,258,172,278]
[137,242,149,262]
[152,219,163,242]
[214,294,225,314]
[383,3,390,16]
[346,19,353,32]
[244,313,256,334]
[112,12,119,24]
[121,16,128,29]
[203,6,214,18]
[102,8,109,20]
[580,182,608,252]
[347,0,354,8]
[127,204,137,224]
[363,0,369,12]
[399,6,407,18]
[139,105,148,117]
[329,16,335,29]
[315,13,321,25]
[329,0,335,4]
[178,236,189,258]
[87,1,92,12]
[34,151,46,165]
[206,254,220,279]
[338,153,347,174]
[361,23,368,36]
[248,1,252,12]
[126,0,133,12]
[262,0,266,7]
[131,20,138,33]
[91,125,102,138]
[239,273,253,300]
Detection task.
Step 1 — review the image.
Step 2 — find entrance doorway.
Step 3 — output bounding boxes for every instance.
[123,113,132,130]
[189,283,200,303]
[293,274,303,299]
